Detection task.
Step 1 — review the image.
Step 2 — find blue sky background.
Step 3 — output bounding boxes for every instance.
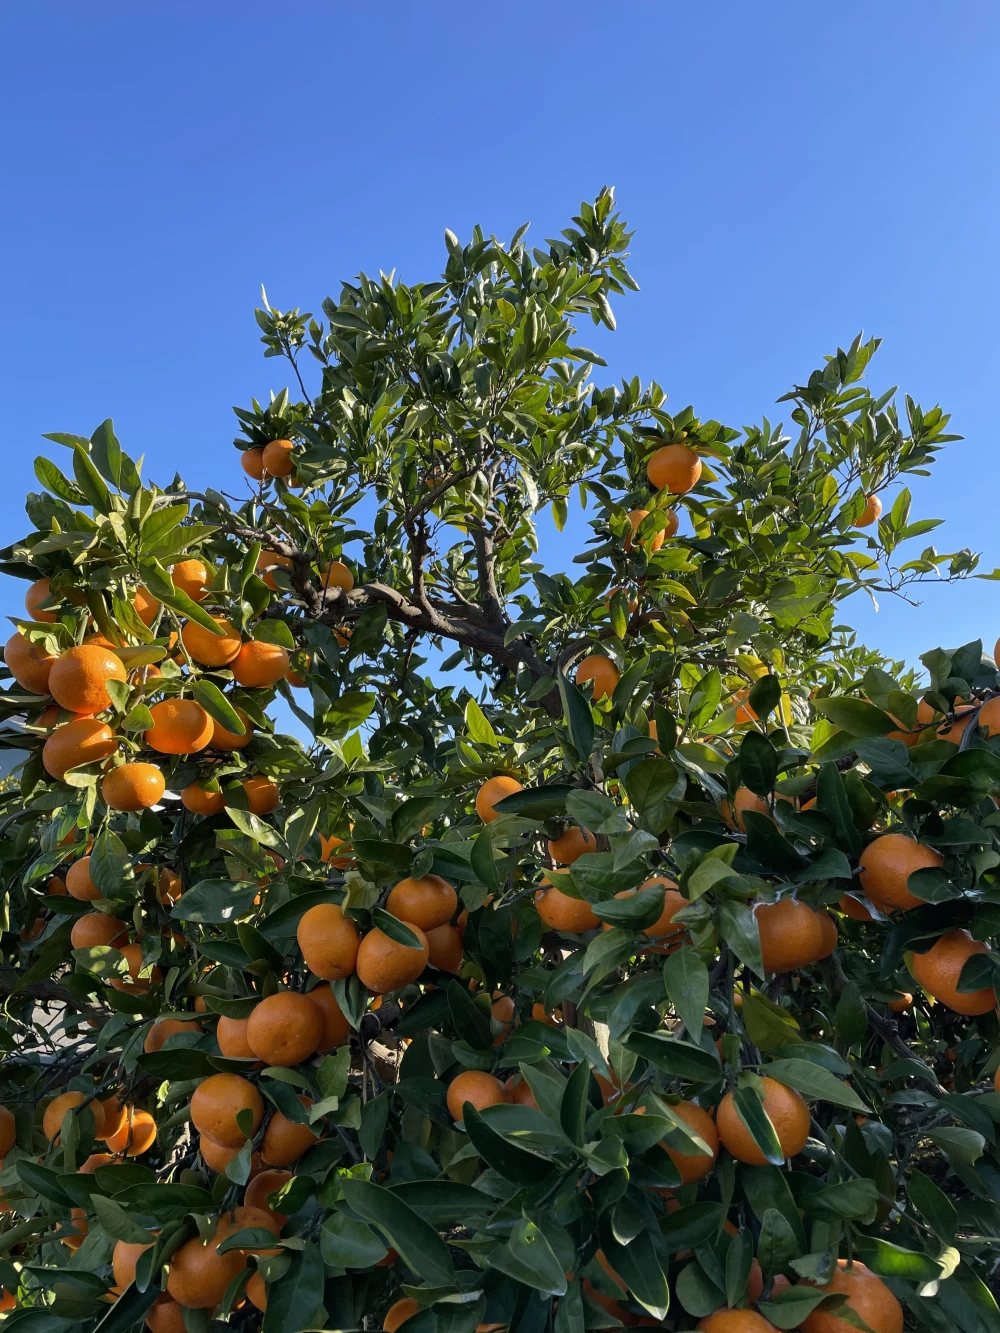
[2,2,999,699]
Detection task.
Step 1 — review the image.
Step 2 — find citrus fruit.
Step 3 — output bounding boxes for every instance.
[66,856,100,901]
[241,447,266,480]
[143,1018,200,1054]
[246,1272,267,1312]
[646,442,702,493]
[320,833,352,867]
[576,654,620,700]
[246,992,323,1066]
[190,1073,264,1147]
[717,1076,810,1164]
[698,1312,778,1333]
[603,877,689,952]
[547,826,597,864]
[296,903,360,980]
[48,645,126,713]
[4,631,56,694]
[475,775,523,822]
[356,924,430,993]
[170,558,211,601]
[181,780,225,814]
[660,1100,719,1183]
[535,876,600,933]
[425,923,464,973]
[446,1070,508,1121]
[624,508,668,552]
[858,833,942,912]
[242,775,280,814]
[209,708,253,750]
[112,1238,152,1288]
[887,992,913,1012]
[0,1106,15,1158]
[43,1091,105,1141]
[231,640,289,688]
[261,439,295,476]
[320,559,354,591]
[70,912,127,949]
[145,699,214,754]
[216,1015,257,1060]
[180,617,242,666]
[43,718,117,780]
[839,894,874,921]
[132,587,160,626]
[25,577,60,621]
[800,1259,902,1333]
[101,763,165,811]
[145,1300,187,1333]
[910,929,997,1015]
[261,1099,319,1166]
[855,495,883,528]
[165,1221,245,1310]
[384,1299,420,1332]
[385,874,457,930]
[245,1168,293,1225]
[756,898,827,972]
[304,982,351,1050]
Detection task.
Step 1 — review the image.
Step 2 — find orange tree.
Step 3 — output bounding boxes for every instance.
[0,189,997,1333]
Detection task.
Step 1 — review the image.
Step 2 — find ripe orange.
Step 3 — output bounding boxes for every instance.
[261,439,295,477]
[535,877,600,933]
[49,645,126,713]
[800,1259,902,1333]
[547,826,597,864]
[133,587,160,626]
[190,1073,264,1147]
[698,1312,777,1333]
[356,925,430,993]
[386,874,457,930]
[384,1300,420,1332]
[242,775,280,814]
[858,833,942,912]
[158,867,183,905]
[113,1237,152,1288]
[838,894,874,922]
[320,833,352,868]
[855,495,883,528]
[231,640,289,688]
[79,1151,113,1173]
[624,508,669,552]
[98,1094,127,1142]
[660,1100,719,1183]
[816,911,839,959]
[246,992,323,1066]
[910,929,997,1015]
[245,1168,293,1225]
[0,1106,15,1158]
[70,912,127,949]
[146,1300,187,1333]
[257,550,293,591]
[722,787,791,831]
[145,699,214,754]
[209,707,254,750]
[241,447,266,480]
[246,1272,267,1312]
[25,576,58,621]
[320,559,354,592]
[181,780,225,815]
[166,1221,245,1310]
[44,1091,106,1141]
[43,717,117,780]
[59,1207,89,1251]
[216,1015,257,1060]
[603,877,689,952]
[491,995,515,1044]
[646,442,702,493]
[144,1018,200,1054]
[261,1099,319,1166]
[756,898,827,972]
[181,617,242,666]
[198,1133,251,1173]
[446,1070,508,1122]
[170,558,211,602]
[4,631,56,694]
[576,654,620,701]
[717,1076,810,1165]
[888,991,913,1013]
[101,762,165,811]
[425,923,464,973]
[296,903,360,980]
[305,982,351,1050]
[108,942,162,994]
[475,775,523,822]
[66,856,100,901]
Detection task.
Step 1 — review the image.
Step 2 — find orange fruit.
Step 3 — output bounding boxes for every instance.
[698,1313,777,1333]
[47,875,68,895]
[4,631,56,694]
[101,762,165,811]
[242,775,280,814]
[816,911,839,959]
[855,495,883,528]
[260,1099,319,1166]
[113,1237,152,1288]
[356,925,430,994]
[624,507,670,553]
[170,558,211,602]
[25,576,57,622]
[198,1133,249,1174]
[231,640,290,688]
[305,982,351,1050]
[108,942,162,994]
[144,1018,200,1054]
[246,992,323,1066]
[475,774,523,822]
[535,877,599,933]
[43,718,117,780]
[660,1100,719,1183]
[241,447,266,480]
[858,833,942,912]
[59,1207,89,1251]
[49,645,126,713]
[190,1073,265,1147]
[70,912,127,950]
[576,654,620,701]
[910,929,997,1015]
[145,699,214,754]
[319,833,352,868]
[0,1106,15,1158]
[79,1151,113,1173]
[547,826,597,864]
[216,1015,257,1060]
[385,874,457,930]
[245,1168,293,1225]
[717,1076,810,1165]
[839,894,874,921]
[320,560,354,592]
[261,439,295,477]
[296,903,360,980]
[181,617,242,667]
[257,551,293,591]
[491,995,515,1044]
[246,1272,267,1312]
[756,898,827,972]
[446,1070,508,1122]
[800,1259,902,1333]
[146,1301,187,1333]
[425,924,464,973]
[158,867,183,905]
[603,877,689,952]
[722,787,791,831]
[384,1299,420,1332]
[209,707,254,750]
[44,1090,105,1141]
[646,442,702,493]
[132,587,160,626]
[887,991,913,1013]
[66,856,100,901]
[166,1221,245,1310]
[181,780,225,815]
[98,1094,127,1142]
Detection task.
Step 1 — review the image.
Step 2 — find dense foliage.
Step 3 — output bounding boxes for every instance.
[0,191,998,1333]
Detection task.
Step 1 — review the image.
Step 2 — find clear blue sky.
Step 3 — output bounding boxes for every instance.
[2,2,999,677]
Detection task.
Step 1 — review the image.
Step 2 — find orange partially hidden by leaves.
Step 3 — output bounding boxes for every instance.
[888,991,913,1012]
[25,577,57,621]
[320,559,354,592]
[181,780,225,815]
[209,707,253,750]
[624,507,671,552]
[535,875,599,933]
[384,1299,420,1332]
[475,774,523,822]
[246,1272,268,1312]
[170,558,211,601]
[165,1220,246,1310]
[646,442,702,493]
[447,1070,508,1122]
[386,874,458,930]
[716,1076,810,1165]
[425,923,464,973]
[722,787,791,832]
[246,991,323,1067]
[44,1090,105,1141]
[4,631,56,694]
[858,832,942,912]
[257,550,293,591]
[320,833,352,867]
[756,898,827,972]
[245,1168,293,1225]
[305,982,352,1050]
[146,699,214,754]
[910,929,997,1015]
[144,1018,200,1054]
[260,1099,319,1165]
[132,586,160,626]
[70,912,127,949]
[838,894,874,921]
[660,1100,719,1183]
[547,826,597,864]
[43,718,117,780]
[698,1312,778,1333]
[49,644,127,713]
[231,639,289,687]
[576,654,620,701]
[101,763,165,811]
[108,943,162,994]
[297,903,360,980]
[190,1073,264,1147]
[356,925,430,993]
[261,438,295,476]
[113,1238,153,1289]
[603,877,689,952]
[242,775,280,814]
[855,494,883,528]
[0,1106,15,1159]
[146,1301,187,1333]
[180,616,242,666]
[800,1259,902,1333]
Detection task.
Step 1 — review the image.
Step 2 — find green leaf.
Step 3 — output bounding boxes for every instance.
[909,1168,957,1241]
[663,948,709,1041]
[465,699,499,748]
[758,1286,830,1329]
[72,444,113,512]
[462,1104,556,1185]
[598,1222,669,1319]
[675,1263,726,1318]
[89,1193,155,1244]
[836,982,868,1046]
[447,979,494,1051]
[802,1179,879,1223]
[725,1229,754,1308]
[558,672,595,760]
[592,881,665,930]
[660,1201,726,1252]
[739,732,778,797]
[320,1211,387,1268]
[89,830,128,898]
[503,1215,568,1296]
[741,994,802,1050]
[340,1177,456,1289]
[748,674,782,722]
[763,1058,869,1112]
[731,1086,786,1165]
[625,1031,720,1082]
[190,680,247,734]
[756,1206,800,1272]
[34,457,88,504]
[371,908,424,949]
[853,1236,946,1283]
[812,697,896,738]
[718,901,763,976]
[262,1242,325,1333]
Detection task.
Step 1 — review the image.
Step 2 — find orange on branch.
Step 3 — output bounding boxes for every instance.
[800,1259,902,1333]
[297,903,359,980]
[858,833,941,912]
[646,442,702,493]
[576,654,620,700]
[170,558,211,601]
[261,438,295,476]
[43,1091,105,1141]
[180,616,242,666]
[181,780,225,815]
[260,1099,319,1166]
[242,775,280,814]
[70,912,127,949]
[305,982,351,1050]
[146,699,213,754]
[660,1100,719,1183]
[190,1073,264,1147]
[241,447,266,480]
[855,494,883,527]
[624,507,670,552]
[245,1168,293,1225]
[246,992,323,1067]
[547,826,597,864]
[386,874,457,930]
[320,559,354,592]
[143,1018,200,1054]
[717,1076,810,1165]
[4,631,56,694]
[101,762,165,811]
[356,925,429,993]
[756,898,827,972]
[43,718,117,780]
[475,774,523,822]
[535,876,599,933]
[447,1070,508,1122]
[231,640,289,688]
[910,929,997,1015]
[25,576,58,621]
[49,645,126,713]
